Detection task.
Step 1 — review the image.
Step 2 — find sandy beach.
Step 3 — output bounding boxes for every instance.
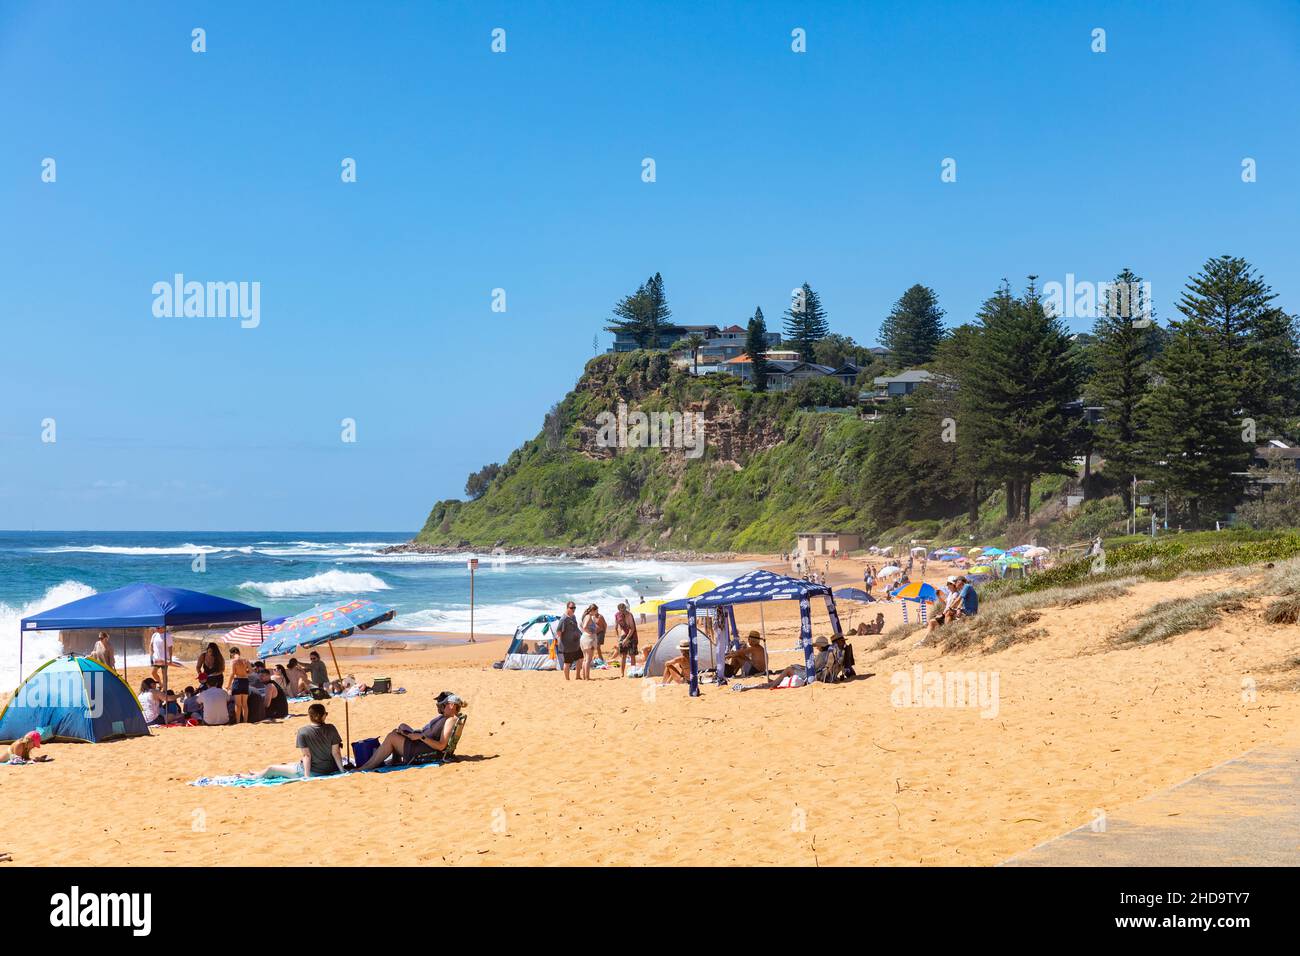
[2,554,1298,867]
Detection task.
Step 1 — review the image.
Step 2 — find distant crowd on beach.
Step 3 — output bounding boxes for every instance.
[84,629,371,728]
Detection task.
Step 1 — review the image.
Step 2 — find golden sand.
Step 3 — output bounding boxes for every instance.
[1,556,1297,866]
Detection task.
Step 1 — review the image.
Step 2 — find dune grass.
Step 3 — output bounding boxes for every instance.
[1112,589,1250,647]
[935,577,1140,654]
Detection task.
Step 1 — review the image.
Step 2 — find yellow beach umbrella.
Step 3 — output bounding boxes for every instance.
[686,578,716,597]
[632,598,666,615]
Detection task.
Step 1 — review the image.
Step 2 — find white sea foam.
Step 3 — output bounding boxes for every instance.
[0,580,97,691]
[37,544,252,556]
[238,570,391,598]
[380,561,755,637]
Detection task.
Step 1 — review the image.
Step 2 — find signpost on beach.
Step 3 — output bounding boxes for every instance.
[467,558,478,643]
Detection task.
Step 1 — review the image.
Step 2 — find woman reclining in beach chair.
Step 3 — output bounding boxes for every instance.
[354,693,467,771]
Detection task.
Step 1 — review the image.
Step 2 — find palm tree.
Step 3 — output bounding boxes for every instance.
[674,333,707,374]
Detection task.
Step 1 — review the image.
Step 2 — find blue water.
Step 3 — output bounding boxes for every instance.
[0,531,746,688]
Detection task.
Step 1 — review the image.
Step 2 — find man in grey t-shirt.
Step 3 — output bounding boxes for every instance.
[554,602,583,681]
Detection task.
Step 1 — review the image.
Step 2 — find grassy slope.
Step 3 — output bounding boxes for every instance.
[417,354,875,551]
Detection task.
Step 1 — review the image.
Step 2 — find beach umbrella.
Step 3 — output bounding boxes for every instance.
[981,547,1005,556]
[632,598,666,615]
[663,577,719,601]
[257,598,396,660]
[878,565,901,576]
[891,581,939,602]
[833,587,873,603]
[222,615,287,647]
[257,598,396,748]
[1007,545,1033,554]
[967,547,983,555]
[1025,546,1050,557]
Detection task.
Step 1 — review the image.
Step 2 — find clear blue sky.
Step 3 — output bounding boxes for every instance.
[2,1,1297,532]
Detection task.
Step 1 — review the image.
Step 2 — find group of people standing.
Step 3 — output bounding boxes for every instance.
[551,600,642,679]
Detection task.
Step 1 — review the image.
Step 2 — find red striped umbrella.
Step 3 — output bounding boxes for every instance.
[222,618,282,646]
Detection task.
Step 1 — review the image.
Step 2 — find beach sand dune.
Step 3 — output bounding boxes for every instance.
[1,559,1297,866]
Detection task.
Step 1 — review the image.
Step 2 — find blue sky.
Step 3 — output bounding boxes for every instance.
[2,0,1298,531]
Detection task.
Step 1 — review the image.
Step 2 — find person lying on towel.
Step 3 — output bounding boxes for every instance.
[354,693,466,770]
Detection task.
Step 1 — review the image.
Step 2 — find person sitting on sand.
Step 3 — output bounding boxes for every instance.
[196,681,231,726]
[810,635,844,683]
[725,632,767,678]
[942,576,964,624]
[89,631,116,673]
[354,693,466,771]
[306,651,330,693]
[831,633,856,679]
[227,647,252,723]
[956,575,979,619]
[138,678,165,726]
[8,731,50,763]
[660,639,693,685]
[181,686,203,721]
[285,658,310,696]
[161,690,183,725]
[242,703,345,780]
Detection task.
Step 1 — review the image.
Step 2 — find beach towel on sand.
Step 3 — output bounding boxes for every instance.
[189,761,442,788]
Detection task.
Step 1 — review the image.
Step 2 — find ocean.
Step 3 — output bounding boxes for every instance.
[0,530,750,690]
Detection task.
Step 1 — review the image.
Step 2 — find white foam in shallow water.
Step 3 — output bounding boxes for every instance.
[378,560,758,636]
[0,580,97,692]
[237,570,391,598]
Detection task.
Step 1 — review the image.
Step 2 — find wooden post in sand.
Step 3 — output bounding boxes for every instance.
[467,557,478,642]
[326,640,349,750]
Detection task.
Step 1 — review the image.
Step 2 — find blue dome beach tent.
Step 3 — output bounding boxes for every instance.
[18,582,262,691]
[0,656,149,743]
[657,570,843,697]
[499,614,560,670]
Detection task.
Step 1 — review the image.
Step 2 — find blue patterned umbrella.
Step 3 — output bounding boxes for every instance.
[257,598,396,660]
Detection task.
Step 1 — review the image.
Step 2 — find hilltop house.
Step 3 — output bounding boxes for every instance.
[869,369,933,403]
[612,322,781,357]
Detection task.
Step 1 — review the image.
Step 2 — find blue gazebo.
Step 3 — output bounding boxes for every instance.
[657,569,844,696]
[18,582,262,685]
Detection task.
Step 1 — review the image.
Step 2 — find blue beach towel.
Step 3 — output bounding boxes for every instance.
[189,761,442,788]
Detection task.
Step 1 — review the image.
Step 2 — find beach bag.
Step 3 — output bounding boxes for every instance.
[352,737,380,767]
[371,677,392,694]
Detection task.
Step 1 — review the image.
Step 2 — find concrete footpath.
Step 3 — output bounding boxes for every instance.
[1004,745,1300,866]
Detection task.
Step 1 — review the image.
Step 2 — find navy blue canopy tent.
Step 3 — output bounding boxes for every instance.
[657,569,844,697]
[18,582,262,686]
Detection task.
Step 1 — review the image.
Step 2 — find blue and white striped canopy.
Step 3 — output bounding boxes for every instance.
[659,569,831,610]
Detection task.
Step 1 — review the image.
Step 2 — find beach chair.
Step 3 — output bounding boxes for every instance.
[406,714,467,766]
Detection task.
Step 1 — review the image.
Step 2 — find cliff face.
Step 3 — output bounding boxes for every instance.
[416,352,872,552]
